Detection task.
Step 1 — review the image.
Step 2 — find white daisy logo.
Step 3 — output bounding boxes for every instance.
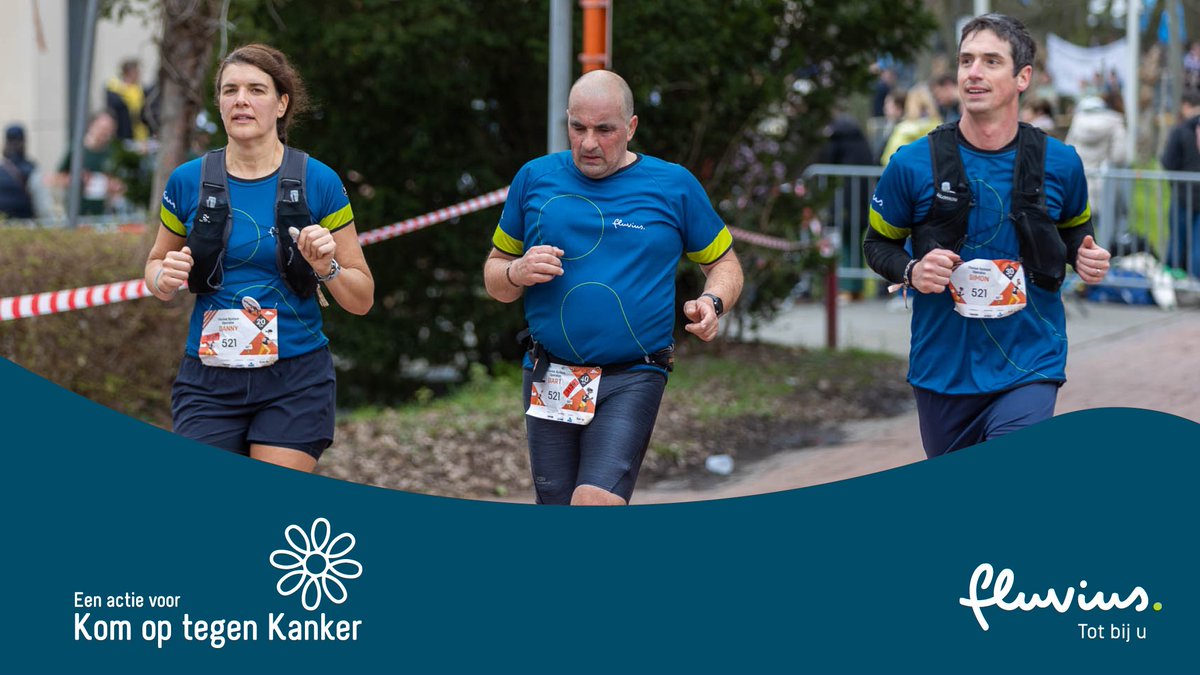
[269,517,363,611]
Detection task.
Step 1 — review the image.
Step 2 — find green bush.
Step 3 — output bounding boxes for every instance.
[226,0,935,402]
[0,228,189,427]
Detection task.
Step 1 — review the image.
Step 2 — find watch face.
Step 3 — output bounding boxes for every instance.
[704,293,723,317]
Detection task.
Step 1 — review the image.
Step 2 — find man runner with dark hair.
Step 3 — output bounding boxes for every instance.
[864,14,1111,457]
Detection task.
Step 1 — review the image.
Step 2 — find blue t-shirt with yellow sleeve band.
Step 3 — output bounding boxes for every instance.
[868,134,1091,395]
[493,151,732,368]
[160,154,354,359]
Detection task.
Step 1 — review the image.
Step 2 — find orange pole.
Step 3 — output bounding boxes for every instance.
[579,0,609,72]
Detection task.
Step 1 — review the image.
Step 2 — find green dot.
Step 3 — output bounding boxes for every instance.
[1153,602,1162,611]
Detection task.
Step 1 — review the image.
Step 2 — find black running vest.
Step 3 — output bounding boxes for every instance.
[185,146,319,298]
[918,121,1092,292]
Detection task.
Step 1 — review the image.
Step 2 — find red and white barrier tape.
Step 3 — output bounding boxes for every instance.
[1,279,152,322]
[2,184,803,321]
[357,187,509,246]
[727,226,805,252]
[1,188,511,322]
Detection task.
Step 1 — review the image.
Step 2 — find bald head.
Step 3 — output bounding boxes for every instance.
[565,70,638,179]
[568,70,635,122]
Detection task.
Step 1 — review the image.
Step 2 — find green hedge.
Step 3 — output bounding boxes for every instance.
[0,228,189,427]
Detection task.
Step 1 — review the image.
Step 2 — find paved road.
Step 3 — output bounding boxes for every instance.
[631,298,1200,504]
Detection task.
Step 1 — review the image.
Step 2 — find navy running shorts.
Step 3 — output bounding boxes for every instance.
[523,367,667,504]
[913,381,1059,458]
[171,346,336,459]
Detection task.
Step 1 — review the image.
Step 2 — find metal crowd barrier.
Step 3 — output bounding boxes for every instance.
[802,164,1200,295]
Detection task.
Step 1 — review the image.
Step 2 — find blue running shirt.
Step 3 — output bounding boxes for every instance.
[869,135,1091,395]
[493,152,732,366]
[160,154,354,359]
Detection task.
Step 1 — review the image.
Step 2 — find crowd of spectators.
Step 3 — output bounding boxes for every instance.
[2,58,166,223]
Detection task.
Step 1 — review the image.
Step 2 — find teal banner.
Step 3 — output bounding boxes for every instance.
[1,357,1193,671]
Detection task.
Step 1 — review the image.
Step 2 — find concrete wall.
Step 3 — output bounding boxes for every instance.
[1,1,159,173]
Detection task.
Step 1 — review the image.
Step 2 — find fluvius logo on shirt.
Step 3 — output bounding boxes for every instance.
[612,218,644,231]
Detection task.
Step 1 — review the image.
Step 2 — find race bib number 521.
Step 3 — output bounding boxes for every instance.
[526,363,602,425]
[949,258,1027,319]
[199,299,279,368]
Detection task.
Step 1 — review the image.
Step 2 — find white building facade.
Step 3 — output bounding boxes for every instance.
[1,0,159,172]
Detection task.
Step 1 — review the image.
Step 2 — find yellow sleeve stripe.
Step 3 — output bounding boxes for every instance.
[160,205,186,237]
[686,226,734,264]
[869,208,911,240]
[320,204,355,231]
[1059,202,1091,229]
[492,226,524,256]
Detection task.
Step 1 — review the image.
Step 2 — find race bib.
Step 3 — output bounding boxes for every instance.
[198,296,279,368]
[526,363,602,425]
[948,258,1027,319]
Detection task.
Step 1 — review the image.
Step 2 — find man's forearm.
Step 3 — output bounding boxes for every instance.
[700,250,744,310]
[863,227,911,285]
[484,253,523,303]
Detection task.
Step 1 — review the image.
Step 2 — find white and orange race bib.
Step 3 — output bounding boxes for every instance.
[948,258,1027,319]
[198,296,279,368]
[526,363,602,425]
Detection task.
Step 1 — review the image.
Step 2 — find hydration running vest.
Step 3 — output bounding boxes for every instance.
[919,121,1091,292]
[186,146,319,298]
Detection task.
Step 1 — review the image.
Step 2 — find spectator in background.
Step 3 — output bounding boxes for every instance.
[1021,98,1056,134]
[817,109,876,298]
[1,124,53,220]
[880,85,941,166]
[819,111,875,168]
[1161,91,1200,275]
[870,65,897,118]
[55,110,123,216]
[870,88,905,161]
[1103,69,1124,106]
[1030,68,1060,114]
[106,58,148,145]
[931,72,961,123]
[1182,41,1200,92]
[1066,92,1127,248]
[1,124,36,219]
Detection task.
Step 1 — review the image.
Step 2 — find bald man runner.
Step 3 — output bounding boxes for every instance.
[484,70,744,505]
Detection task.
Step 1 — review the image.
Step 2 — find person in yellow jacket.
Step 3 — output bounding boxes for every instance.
[880,85,942,166]
[106,59,148,143]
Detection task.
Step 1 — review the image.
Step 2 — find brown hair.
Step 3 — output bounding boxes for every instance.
[215,44,309,143]
[960,13,1035,76]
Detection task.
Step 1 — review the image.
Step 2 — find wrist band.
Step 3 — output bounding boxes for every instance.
[152,268,177,297]
[504,262,521,288]
[902,259,918,289]
[315,258,341,283]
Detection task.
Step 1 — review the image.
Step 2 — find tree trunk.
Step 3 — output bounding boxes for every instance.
[147,0,221,222]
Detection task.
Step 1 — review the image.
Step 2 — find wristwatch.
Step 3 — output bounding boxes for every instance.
[701,292,724,318]
[315,258,342,283]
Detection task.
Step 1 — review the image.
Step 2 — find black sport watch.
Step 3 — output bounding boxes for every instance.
[701,292,724,318]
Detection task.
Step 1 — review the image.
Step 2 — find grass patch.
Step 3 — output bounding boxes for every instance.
[669,345,903,418]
